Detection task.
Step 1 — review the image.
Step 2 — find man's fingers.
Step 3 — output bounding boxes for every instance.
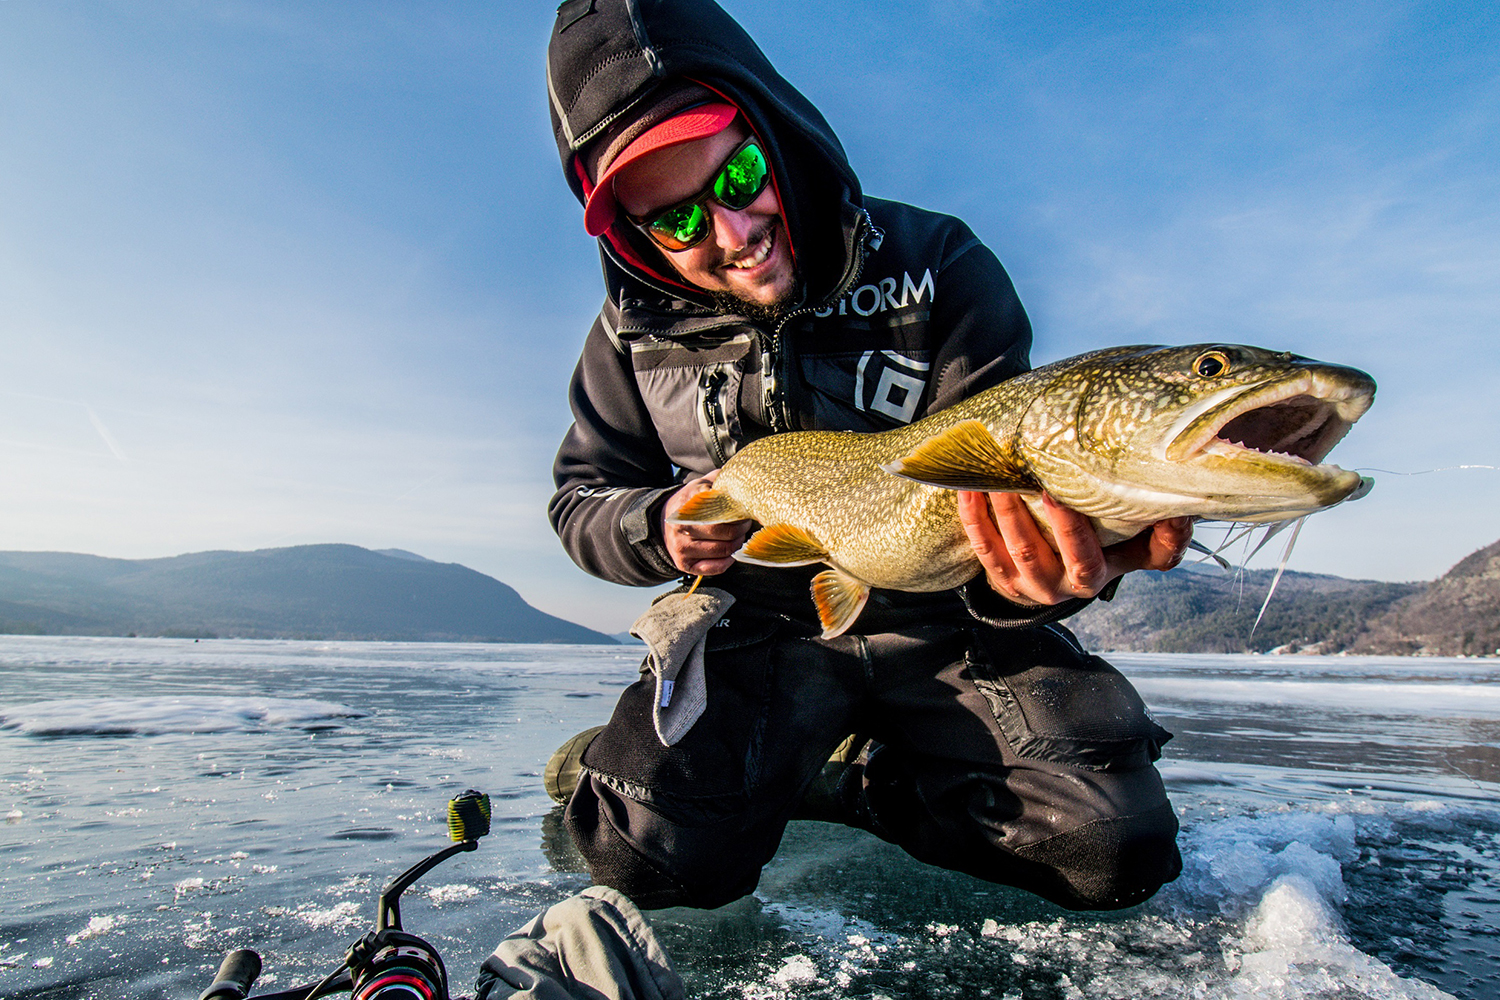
[674,529,744,558]
[662,470,754,575]
[1102,517,1193,577]
[1147,517,1193,570]
[987,492,1059,579]
[1040,494,1110,594]
[1138,517,1192,571]
[956,491,1008,564]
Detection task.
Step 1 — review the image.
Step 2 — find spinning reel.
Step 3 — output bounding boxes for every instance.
[198,790,492,1000]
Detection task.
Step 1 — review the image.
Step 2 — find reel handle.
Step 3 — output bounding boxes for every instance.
[199,949,262,1000]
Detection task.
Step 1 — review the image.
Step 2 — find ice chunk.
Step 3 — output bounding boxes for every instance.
[770,954,819,986]
[1232,874,1456,999]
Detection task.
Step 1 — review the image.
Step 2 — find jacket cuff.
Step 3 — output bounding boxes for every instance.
[620,487,679,580]
[959,575,1119,629]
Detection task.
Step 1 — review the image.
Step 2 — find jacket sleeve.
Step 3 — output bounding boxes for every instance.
[913,220,1034,416]
[548,311,683,587]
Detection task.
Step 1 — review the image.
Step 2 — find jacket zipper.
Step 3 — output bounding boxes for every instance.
[762,209,881,433]
[700,366,730,467]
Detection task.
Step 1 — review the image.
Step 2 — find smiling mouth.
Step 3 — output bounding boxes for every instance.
[724,226,775,271]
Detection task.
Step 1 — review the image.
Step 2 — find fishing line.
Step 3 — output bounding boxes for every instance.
[1355,465,1500,475]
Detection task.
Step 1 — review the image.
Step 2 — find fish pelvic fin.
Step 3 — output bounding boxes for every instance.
[811,569,870,639]
[736,523,829,567]
[882,420,1041,493]
[668,488,751,524]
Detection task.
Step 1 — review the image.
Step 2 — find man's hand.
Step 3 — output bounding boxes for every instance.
[661,471,753,576]
[957,491,1192,607]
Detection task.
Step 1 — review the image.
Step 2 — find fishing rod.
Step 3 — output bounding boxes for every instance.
[196,790,492,1000]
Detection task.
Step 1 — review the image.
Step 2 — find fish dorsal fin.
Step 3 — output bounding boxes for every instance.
[736,523,828,567]
[882,420,1041,493]
[811,568,870,639]
[668,488,751,524]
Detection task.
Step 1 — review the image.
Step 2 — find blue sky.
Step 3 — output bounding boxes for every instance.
[3,1,1497,632]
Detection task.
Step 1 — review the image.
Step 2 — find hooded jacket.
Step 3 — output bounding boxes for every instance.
[545,0,1091,626]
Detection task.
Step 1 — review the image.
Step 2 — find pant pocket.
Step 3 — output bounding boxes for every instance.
[967,624,1171,772]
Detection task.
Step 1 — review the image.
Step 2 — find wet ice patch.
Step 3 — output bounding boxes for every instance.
[427,884,480,905]
[1131,677,1500,718]
[728,807,1464,999]
[0,696,365,736]
[292,900,363,932]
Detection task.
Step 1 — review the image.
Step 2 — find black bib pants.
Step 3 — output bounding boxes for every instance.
[563,596,1181,912]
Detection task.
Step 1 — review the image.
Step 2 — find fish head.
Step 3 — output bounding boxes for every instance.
[1033,344,1376,522]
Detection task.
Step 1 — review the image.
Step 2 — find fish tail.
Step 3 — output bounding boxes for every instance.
[668,489,751,524]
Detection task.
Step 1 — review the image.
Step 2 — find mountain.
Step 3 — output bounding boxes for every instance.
[5,538,1494,654]
[1066,564,1424,654]
[0,544,614,644]
[1349,540,1500,657]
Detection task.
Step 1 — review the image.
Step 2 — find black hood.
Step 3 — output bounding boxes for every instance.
[546,0,866,305]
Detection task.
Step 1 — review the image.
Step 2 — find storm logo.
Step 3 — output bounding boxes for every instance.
[815,269,935,319]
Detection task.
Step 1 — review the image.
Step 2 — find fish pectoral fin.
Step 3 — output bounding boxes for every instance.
[735,523,828,566]
[881,420,1041,492]
[811,569,870,639]
[668,488,751,524]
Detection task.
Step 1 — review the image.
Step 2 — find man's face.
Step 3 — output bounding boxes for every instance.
[613,122,795,311]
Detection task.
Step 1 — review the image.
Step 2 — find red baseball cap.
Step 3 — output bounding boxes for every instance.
[583,101,739,237]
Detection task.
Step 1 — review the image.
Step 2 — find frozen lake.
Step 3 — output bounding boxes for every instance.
[2,636,1498,999]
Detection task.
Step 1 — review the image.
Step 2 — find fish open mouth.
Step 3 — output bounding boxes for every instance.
[1163,372,1375,467]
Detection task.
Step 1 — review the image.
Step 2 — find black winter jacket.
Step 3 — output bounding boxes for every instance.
[546,0,1091,627]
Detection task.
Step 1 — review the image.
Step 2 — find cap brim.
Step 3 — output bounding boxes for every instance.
[583,103,739,237]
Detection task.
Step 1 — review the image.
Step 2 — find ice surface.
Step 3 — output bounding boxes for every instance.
[3,639,1495,1000]
[0,695,366,735]
[1131,678,1500,716]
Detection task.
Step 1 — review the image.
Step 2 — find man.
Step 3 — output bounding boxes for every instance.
[544,0,1192,913]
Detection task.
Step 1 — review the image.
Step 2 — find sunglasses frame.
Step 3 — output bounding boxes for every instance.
[625,136,772,252]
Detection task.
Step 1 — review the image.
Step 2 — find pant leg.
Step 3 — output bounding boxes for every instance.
[564,613,864,909]
[854,622,1181,911]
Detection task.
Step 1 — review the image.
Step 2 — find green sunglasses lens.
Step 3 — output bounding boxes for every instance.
[650,201,709,249]
[713,143,768,209]
[638,140,770,250]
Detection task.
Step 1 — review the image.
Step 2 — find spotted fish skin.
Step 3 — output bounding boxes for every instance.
[671,344,1376,637]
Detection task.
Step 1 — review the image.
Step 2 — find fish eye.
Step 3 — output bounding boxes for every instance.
[1194,351,1230,378]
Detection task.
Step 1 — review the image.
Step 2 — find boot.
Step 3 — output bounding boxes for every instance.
[543,725,605,804]
[791,734,876,825]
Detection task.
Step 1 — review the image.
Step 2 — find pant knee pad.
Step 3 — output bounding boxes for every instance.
[1013,802,1182,910]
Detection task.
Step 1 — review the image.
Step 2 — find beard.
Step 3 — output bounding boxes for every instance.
[703,220,800,325]
[710,284,798,325]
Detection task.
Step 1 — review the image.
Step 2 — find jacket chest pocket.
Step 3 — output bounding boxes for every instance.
[635,362,747,471]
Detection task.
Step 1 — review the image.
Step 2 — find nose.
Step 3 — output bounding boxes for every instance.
[707,202,756,253]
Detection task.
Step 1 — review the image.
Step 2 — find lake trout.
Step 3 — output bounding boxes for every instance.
[669,344,1376,638]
